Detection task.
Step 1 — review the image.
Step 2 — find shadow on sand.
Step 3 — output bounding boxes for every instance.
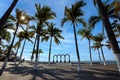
[2,63,120,80]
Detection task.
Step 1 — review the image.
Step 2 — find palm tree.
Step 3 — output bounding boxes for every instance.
[91,43,102,63]
[0,0,18,31]
[34,3,56,69]
[32,23,47,69]
[61,1,86,71]
[89,1,120,35]
[78,27,93,66]
[17,30,34,64]
[46,23,64,64]
[94,0,120,74]
[29,25,37,64]
[92,33,106,66]
[0,9,28,75]
[14,9,34,64]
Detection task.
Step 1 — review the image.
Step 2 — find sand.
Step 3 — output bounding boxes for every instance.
[0,62,120,80]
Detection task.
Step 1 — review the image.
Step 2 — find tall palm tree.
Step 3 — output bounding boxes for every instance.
[32,23,47,69]
[17,30,34,64]
[89,0,120,35]
[78,27,93,66]
[0,9,28,75]
[94,0,120,74]
[34,3,56,69]
[29,25,37,64]
[92,33,106,66]
[61,1,86,71]
[46,23,64,64]
[0,0,18,31]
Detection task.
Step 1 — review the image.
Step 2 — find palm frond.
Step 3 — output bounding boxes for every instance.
[27,38,33,44]
[61,17,69,27]
[76,18,87,27]
[13,40,21,49]
[54,36,60,45]
[88,16,101,28]
[73,1,86,9]
[8,15,16,22]
[93,0,97,7]
[78,28,91,41]
[4,23,16,30]
[29,25,36,31]
[35,3,41,14]
[57,34,64,40]
[20,25,26,32]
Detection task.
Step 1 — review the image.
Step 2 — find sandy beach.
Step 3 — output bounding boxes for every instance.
[0,62,119,80]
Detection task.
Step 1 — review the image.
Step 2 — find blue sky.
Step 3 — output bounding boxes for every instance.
[0,0,117,62]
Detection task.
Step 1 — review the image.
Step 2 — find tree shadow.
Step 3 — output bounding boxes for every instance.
[86,68,120,80]
[2,63,120,80]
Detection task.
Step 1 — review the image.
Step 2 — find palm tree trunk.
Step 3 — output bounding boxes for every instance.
[31,35,37,64]
[15,44,19,57]
[100,46,106,66]
[96,0,120,74]
[34,34,39,69]
[115,54,120,74]
[73,23,82,71]
[15,39,21,57]
[88,39,92,66]
[19,39,26,64]
[14,42,20,63]
[0,0,18,31]
[14,38,22,63]
[97,48,102,63]
[13,45,19,64]
[0,22,19,75]
[48,37,52,64]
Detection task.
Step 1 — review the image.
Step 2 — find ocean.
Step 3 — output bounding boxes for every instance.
[26,60,117,64]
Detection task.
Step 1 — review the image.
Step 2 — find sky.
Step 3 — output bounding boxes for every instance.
[0,0,118,62]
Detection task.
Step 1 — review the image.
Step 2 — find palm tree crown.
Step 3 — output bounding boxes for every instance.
[61,1,86,27]
[47,23,64,44]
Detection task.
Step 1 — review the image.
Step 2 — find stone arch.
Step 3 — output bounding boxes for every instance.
[53,55,57,63]
[60,54,65,63]
[53,54,70,63]
[65,54,70,63]
[57,54,61,63]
